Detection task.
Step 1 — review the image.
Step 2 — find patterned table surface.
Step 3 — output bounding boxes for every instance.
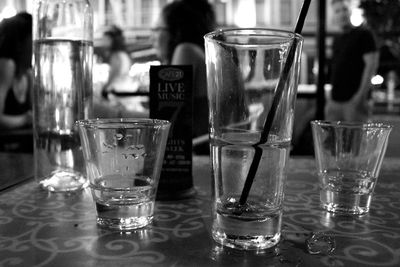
[0,154,399,267]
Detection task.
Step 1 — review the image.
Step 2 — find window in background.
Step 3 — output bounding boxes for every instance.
[121,0,128,26]
[141,0,152,27]
[255,0,264,26]
[234,0,256,27]
[280,0,292,26]
[305,0,317,28]
[214,0,227,26]
[104,0,112,26]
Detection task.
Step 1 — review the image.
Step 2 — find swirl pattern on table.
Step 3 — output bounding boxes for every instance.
[0,157,399,266]
[281,170,400,267]
[0,182,210,267]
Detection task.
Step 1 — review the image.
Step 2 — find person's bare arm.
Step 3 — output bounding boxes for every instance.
[171,43,202,70]
[171,43,207,99]
[103,52,131,92]
[0,59,31,129]
[353,51,379,101]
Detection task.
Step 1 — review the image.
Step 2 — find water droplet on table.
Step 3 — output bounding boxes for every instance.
[306,232,336,255]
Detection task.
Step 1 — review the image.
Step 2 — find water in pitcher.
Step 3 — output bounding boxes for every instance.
[211,131,290,249]
[33,39,92,192]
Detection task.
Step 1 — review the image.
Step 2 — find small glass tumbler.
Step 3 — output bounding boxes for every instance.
[77,118,170,230]
[311,120,392,215]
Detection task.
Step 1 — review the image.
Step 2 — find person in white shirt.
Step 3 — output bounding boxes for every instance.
[101,26,133,98]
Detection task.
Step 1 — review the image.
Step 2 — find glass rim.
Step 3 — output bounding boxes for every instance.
[311,120,393,130]
[76,118,171,129]
[204,27,303,44]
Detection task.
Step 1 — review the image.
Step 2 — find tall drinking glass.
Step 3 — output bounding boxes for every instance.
[205,29,303,250]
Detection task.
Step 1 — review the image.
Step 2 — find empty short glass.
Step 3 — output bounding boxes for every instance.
[311,120,392,215]
[77,118,170,230]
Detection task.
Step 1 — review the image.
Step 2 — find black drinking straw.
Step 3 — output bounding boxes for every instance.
[238,0,312,206]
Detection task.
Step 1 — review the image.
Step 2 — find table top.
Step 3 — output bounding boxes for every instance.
[1,153,399,267]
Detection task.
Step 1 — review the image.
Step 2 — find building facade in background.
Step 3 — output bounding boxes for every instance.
[3,0,340,40]
[90,0,321,40]
[1,0,361,85]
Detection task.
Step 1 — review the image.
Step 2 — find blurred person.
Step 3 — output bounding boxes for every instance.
[325,0,379,122]
[378,41,400,91]
[95,25,148,118]
[101,25,133,99]
[0,12,32,129]
[152,0,216,152]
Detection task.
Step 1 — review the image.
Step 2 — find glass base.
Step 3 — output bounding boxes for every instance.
[39,170,88,192]
[212,203,282,250]
[320,190,372,215]
[97,216,153,230]
[212,229,281,250]
[95,198,154,230]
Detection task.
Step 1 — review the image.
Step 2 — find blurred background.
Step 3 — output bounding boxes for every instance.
[1,0,399,155]
[1,0,377,90]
